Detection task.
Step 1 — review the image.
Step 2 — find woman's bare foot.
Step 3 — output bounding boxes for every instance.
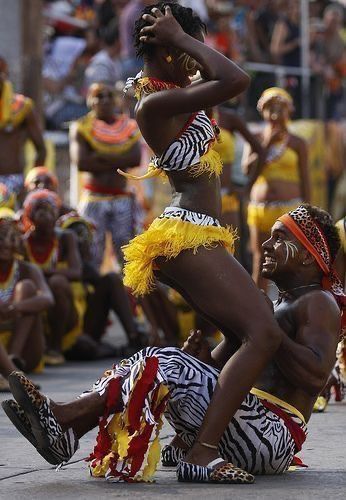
[182,330,213,365]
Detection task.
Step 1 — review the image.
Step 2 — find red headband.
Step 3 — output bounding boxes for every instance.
[23,189,61,220]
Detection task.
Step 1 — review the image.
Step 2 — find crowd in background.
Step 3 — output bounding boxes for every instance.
[42,0,345,129]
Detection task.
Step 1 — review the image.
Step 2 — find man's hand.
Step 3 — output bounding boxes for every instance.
[182,329,213,365]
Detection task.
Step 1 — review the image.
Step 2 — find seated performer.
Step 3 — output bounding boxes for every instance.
[0,209,53,374]
[2,204,344,484]
[22,190,82,365]
[58,212,143,354]
[0,57,46,204]
[69,82,142,269]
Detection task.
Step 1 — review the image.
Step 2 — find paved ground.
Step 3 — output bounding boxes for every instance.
[0,360,345,500]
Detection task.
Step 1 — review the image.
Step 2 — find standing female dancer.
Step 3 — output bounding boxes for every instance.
[117,3,283,482]
[245,87,310,289]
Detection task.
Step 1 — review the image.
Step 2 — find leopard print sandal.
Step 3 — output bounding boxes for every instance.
[177,458,255,484]
[1,399,68,465]
[7,372,79,465]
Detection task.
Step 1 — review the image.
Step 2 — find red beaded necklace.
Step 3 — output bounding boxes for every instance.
[134,76,179,100]
[26,234,59,270]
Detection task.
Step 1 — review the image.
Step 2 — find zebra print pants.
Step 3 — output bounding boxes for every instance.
[78,192,142,269]
[92,347,306,475]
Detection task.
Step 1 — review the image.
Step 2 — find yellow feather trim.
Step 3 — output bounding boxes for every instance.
[122,216,237,297]
[117,162,166,181]
[189,148,223,178]
[139,385,169,482]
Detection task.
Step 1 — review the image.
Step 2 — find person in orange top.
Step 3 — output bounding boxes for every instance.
[69,83,142,269]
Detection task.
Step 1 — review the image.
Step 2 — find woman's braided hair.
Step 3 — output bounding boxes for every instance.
[134,2,206,58]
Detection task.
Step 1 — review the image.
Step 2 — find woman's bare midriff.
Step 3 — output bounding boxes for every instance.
[84,172,128,190]
[168,170,222,219]
[250,179,301,203]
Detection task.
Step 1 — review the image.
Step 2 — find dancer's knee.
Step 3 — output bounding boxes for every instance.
[247,322,282,355]
[14,279,37,299]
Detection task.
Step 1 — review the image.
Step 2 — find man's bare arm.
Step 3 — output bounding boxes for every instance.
[274,292,340,395]
[211,335,241,369]
[26,108,47,166]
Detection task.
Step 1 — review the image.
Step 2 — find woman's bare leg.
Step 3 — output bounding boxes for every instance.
[8,280,39,359]
[47,275,78,353]
[21,316,45,372]
[249,225,269,291]
[158,246,282,466]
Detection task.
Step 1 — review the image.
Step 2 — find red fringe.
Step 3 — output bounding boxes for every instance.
[127,356,159,431]
[86,377,121,463]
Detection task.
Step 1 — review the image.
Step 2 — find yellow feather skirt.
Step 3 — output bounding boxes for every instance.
[122,215,236,297]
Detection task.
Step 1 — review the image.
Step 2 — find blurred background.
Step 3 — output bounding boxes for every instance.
[0,0,344,215]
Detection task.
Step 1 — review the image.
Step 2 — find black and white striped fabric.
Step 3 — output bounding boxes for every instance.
[151,111,215,172]
[79,193,142,268]
[159,206,221,227]
[91,347,306,475]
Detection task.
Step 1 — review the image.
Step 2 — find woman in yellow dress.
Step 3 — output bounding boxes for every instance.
[245,87,310,289]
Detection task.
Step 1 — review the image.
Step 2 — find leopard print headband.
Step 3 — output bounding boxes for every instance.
[279,206,345,316]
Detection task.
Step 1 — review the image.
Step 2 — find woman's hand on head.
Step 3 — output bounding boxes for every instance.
[140,5,185,47]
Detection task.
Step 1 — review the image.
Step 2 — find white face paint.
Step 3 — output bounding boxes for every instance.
[283,240,299,264]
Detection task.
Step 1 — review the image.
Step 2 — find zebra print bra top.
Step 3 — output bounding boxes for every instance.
[151,110,216,172]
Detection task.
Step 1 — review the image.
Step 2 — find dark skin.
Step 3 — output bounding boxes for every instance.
[126,6,283,467]
[0,222,53,372]
[243,96,310,289]
[183,221,340,422]
[23,201,82,354]
[69,86,141,190]
[0,61,46,175]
